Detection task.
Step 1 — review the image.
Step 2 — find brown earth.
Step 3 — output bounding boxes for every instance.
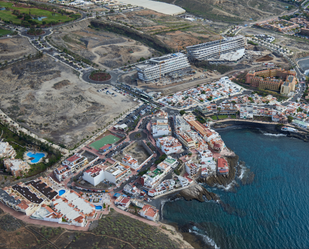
[0,55,137,148]
[256,54,274,62]
[0,207,190,249]
[0,36,37,63]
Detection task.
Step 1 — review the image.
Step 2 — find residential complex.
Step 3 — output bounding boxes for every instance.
[54,153,90,182]
[156,136,182,155]
[186,36,246,62]
[4,159,30,177]
[246,68,297,94]
[136,53,190,82]
[151,110,171,138]
[0,142,16,159]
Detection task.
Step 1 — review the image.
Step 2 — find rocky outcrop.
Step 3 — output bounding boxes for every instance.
[198,154,239,187]
[174,184,220,202]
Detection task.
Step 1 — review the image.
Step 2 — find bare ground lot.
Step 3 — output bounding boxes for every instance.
[108,10,219,50]
[51,19,156,69]
[113,142,150,164]
[0,55,137,148]
[0,36,37,63]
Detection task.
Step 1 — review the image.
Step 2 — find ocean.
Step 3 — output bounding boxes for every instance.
[163,128,309,249]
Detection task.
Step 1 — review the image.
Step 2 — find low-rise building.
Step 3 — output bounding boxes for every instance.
[122,154,139,170]
[217,157,229,175]
[4,159,30,177]
[185,161,200,177]
[104,162,131,185]
[0,142,16,159]
[139,204,159,221]
[151,110,171,138]
[114,195,131,209]
[141,169,165,189]
[156,136,182,155]
[82,164,106,186]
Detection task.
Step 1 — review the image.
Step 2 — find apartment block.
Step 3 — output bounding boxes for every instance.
[136,53,190,82]
[0,142,16,159]
[4,159,30,177]
[186,36,246,61]
[156,136,182,155]
[151,110,171,138]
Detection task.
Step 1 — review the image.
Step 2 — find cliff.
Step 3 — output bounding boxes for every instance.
[198,154,239,187]
[173,183,220,202]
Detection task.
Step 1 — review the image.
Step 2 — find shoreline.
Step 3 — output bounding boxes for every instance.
[157,122,303,248]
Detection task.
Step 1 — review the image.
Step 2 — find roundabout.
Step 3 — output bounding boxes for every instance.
[129,130,148,141]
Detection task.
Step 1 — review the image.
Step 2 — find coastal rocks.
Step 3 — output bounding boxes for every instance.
[198,154,239,188]
[176,184,219,202]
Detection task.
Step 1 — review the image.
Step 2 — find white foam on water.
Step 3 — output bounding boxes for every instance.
[189,228,220,249]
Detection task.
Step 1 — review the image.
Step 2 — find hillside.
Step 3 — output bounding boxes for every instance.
[159,0,294,23]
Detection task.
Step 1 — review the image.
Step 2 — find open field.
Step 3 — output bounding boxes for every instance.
[0,55,137,148]
[51,19,156,69]
[0,36,37,63]
[0,1,80,26]
[159,0,293,23]
[0,28,11,37]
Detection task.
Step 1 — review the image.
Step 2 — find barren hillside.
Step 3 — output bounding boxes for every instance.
[159,0,293,22]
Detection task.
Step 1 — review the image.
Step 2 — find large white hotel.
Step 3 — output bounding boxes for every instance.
[136,52,190,82]
[186,36,246,62]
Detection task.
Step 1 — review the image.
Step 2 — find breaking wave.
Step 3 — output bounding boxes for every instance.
[189,227,220,249]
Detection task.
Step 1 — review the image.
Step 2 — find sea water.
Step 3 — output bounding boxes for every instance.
[163,128,309,249]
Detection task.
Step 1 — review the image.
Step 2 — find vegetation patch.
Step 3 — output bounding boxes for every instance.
[0,28,12,37]
[89,70,111,82]
[0,1,80,27]
[27,27,45,36]
[91,212,180,248]
[0,123,61,177]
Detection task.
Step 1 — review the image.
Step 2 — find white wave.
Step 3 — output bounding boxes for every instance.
[238,164,247,180]
[262,133,286,137]
[215,180,237,191]
[258,129,286,137]
[189,229,220,249]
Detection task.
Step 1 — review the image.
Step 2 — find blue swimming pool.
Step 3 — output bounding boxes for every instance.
[27,152,45,163]
[59,190,65,196]
[95,205,102,210]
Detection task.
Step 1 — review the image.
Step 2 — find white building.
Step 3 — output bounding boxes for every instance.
[104,162,131,185]
[122,154,139,170]
[0,142,16,159]
[151,111,171,138]
[186,36,246,62]
[82,164,106,186]
[156,136,182,155]
[139,204,159,221]
[4,159,30,177]
[136,53,190,82]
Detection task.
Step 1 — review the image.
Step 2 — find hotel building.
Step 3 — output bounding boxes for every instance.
[136,53,190,82]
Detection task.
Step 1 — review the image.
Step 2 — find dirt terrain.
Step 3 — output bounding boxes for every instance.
[0,36,37,63]
[160,0,292,23]
[108,10,219,50]
[51,19,156,69]
[0,207,186,249]
[0,55,137,148]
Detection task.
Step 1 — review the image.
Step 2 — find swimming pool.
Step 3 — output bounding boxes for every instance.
[95,205,102,210]
[26,152,45,163]
[59,190,66,196]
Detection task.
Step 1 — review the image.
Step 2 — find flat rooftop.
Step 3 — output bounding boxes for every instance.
[119,0,185,15]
